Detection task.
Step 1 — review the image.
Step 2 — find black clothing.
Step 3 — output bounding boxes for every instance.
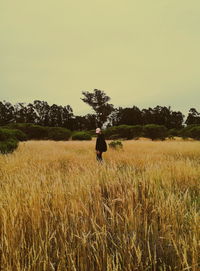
[95,134,107,152]
[96,151,103,162]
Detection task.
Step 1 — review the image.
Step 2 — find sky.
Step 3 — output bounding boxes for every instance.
[1,0,200,116]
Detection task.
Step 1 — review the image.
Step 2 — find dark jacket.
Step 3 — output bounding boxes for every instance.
[96,134,107,152]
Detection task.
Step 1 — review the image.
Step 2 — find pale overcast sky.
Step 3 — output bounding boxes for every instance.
[1,0,200,115]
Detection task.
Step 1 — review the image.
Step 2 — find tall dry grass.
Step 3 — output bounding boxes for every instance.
[0,140,199,271]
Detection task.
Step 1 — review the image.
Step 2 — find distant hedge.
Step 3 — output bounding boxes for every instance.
[8,123,48,140]
[0,128,26,141]
[72,131,92,140]
[0,128,14,141]
[143,124,168,140]
[0,128,19,154]
[0,139,18,154]
[180,125,200,140]
[7,123,71,141]
[47,127,71,141]
[4,123,200,142]
[104,125,143,140]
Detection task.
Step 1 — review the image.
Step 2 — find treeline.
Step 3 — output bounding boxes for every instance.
[1,89,200,130]
[2,122,200,154]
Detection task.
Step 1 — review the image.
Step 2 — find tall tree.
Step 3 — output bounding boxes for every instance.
[14,103,29,123]
[81,89,114,127]
[185,108,200,125]
[170,111,184,129]
[114,106,142,126]
[0,101,14,125]
[142,106,184,129]
[62,105,74,129]
[33,100,50,126]
[26,103,39,123]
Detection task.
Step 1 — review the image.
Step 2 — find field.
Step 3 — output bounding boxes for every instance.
[0,140,199,271]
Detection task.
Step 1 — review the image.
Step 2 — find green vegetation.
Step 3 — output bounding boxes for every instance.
[8,123,49,140]
[180,125,200,140]
[72,131,92,140]
[2,123,200,144]
[47,127,71,141]
[143,124,168,140]
[0,128,19,154]
[105,125,143,140]
[0,139,18,154]
[109,140,123,149]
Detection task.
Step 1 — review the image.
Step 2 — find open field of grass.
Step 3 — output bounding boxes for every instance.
[0,140,199,271]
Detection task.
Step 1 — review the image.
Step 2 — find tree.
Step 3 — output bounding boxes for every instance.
[33,100,50,126]
[62,105,74,129]
[185,108,200,125]
[142,106,184,129]
[142,107,155,124]
[170,111,184,129]
[0,101,15,125]
[81,89,114,127]
[26,103,39,123]
[143,124,168,140]
[113,106,142,126]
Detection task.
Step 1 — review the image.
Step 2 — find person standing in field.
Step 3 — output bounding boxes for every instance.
[95,128,107,162]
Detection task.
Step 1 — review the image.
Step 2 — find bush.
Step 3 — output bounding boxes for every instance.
[0,128,26,141]
[8,123,48,140]
[109,134,121,140]
[168,128,179,137]
[104,126,119,139]
[143,124,168,140]
[180,125,200,140]
[0,139,18,154]
[109,140,123,149]
[88,130,96,137]
[129,125,143,139]
[0,128,13,141]
[72,131,92,141]
[47,127,71,141]
[0,128,20,154]
[8,129,27,141]
[104,125,143,140]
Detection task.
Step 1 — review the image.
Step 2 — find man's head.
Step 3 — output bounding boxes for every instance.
[96,128,101,134]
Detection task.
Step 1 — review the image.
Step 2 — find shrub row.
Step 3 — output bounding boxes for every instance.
[0,128,20,154]
[72,131,92,140]
[1,123,200,154]
[7,123,72,141]
[104,124,200,141]
[104,124,168,140]
[2,123,93,141]
[0,125,93,154]
[179,125,200,140]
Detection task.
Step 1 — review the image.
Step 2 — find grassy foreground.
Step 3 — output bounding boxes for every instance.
[0,140,199,271]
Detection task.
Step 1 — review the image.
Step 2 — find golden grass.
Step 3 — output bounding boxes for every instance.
[0,140,199,271]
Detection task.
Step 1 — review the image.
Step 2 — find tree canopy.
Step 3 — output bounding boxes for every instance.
[0,90,198,130]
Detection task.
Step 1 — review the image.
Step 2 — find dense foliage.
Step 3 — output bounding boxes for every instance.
[1,89,199,131]
[0,139,18,154]
[2,123,200,143]
[0,128,19,154]
[143,124,168,140]
[180,125,200,140]
[104,125,143,140]
[47,127,71,141]
[108,140,123,149]
[72,131,92,141]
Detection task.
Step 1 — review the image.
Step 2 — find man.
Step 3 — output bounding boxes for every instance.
[95,128,107,162]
